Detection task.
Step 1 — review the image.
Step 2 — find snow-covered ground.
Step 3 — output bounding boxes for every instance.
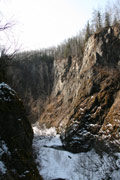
[32,124,120,180]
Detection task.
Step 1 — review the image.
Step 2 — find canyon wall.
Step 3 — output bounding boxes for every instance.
[6,58,54,123]
[6,26,120,153]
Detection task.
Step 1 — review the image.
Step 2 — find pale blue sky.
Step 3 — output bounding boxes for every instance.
[0,0,116,52]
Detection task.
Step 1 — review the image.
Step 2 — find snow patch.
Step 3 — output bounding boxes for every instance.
[0,82,16,102]
[0,161,7,174]
[0,82,15,92]
[33,125,57,137]
[0,140,11,156]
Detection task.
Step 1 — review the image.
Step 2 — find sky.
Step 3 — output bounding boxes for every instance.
[0,0,116,52]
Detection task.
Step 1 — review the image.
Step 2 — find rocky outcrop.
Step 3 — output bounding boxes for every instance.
[38,26,120,153]
[0,82,42,179]
[38,56,82,128]
[61,26,120,153]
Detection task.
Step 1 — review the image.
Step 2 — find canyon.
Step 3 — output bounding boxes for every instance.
[7,26,120,153]
[1,25,120,179]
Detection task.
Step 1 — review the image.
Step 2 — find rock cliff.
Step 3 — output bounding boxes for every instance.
[0,81,42,179]
[6,26,120,154]
[38,26,120,153]
[61,26,120,153]
[6,57,54,123]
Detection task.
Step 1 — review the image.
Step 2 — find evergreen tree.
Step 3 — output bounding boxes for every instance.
[104,12,111,27]
[113,15,118,25]
[91,10,102,31]
[85,21,91,42]
[96,11,102,30]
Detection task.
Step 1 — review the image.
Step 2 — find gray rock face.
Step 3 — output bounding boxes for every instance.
[39,26,120,153]
[60,26,120,153]
[38,56,83,129]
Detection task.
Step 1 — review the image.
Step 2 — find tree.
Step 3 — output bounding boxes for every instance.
[85,21,91,42]
[112,0,120,25]
[64,41,71,58]
[0,17,17,72]
[91,10,103,32]
[104,12,111,27]
[96,11,102,30]
[113,15,119,26]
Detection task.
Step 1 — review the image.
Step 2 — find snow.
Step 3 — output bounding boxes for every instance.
[116,159,120,168]
[33,125,57,137]
[0,82,14,92]
[0,161,7,174]
[0,139,11,175]
[0,140,11,156]
[0,139,8,174]
[24,170,29,174]
[33,125,120,180]
[106,123,112,128]
[0,82,16,102]
[97,106,101,110]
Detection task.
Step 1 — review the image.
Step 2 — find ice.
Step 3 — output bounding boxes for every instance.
[33,125,120,180]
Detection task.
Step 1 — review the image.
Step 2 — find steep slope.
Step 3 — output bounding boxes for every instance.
[37,26,120,153]
[0,82,42,179]
[60,26,120,153]
[38,56,82,129]
[6,26,120,155]
[6,57,54,123]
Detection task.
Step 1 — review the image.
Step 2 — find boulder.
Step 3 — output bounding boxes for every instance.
[0,82,42,179]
